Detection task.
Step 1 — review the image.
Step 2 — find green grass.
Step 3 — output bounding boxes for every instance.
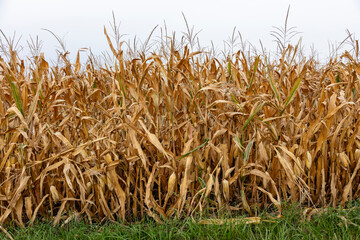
[1,203,360,240]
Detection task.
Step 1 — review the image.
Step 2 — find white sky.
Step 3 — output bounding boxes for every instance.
[0,0,359,63]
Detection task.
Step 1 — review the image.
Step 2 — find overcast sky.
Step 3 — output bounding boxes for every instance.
[0,0,359,63]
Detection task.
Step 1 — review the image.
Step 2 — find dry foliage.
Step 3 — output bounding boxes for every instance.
[0,30,360,226]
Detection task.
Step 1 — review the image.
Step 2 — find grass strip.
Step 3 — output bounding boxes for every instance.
[2,203,359,240]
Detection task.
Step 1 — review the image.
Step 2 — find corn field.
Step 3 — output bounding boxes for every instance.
[0,29,360,226]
